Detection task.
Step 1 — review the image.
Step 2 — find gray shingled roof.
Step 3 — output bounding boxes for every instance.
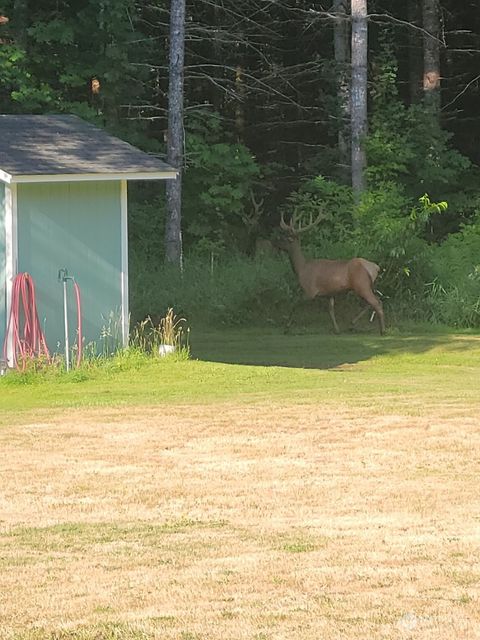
[0,114,176,180]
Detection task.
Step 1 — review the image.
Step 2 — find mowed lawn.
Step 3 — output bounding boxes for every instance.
[1,328,480,639]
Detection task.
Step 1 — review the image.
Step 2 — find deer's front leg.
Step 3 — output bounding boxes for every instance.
[328,297,341,334]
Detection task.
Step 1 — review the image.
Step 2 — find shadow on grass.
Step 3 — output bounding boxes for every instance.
[191,326,480,370]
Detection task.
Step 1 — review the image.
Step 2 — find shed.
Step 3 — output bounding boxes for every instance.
[0,114,176,364]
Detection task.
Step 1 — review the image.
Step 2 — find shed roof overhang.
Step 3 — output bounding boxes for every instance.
[0,168,177,184]
[0,114,177,184]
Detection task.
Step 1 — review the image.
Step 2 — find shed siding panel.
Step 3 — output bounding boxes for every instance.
[17,181,122,353]
[0,182,5,351]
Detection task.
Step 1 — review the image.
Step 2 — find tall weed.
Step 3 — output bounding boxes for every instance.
[130,253,297,327]
[425,223,480,327]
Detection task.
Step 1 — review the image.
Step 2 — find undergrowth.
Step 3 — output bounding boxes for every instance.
[129,236,480,331]
[1,312,190,386]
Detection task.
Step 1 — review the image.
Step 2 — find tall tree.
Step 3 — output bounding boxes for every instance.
[407,0,423,104]
[422,0,441,113]
[164,0,186,266]
[350,0,368,196]
[13,0,27,49]
[333,0,350,178]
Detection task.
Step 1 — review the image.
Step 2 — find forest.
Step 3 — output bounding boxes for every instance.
[1,0,479,330]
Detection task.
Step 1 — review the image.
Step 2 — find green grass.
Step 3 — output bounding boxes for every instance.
[1,519,227,556]
[1,326,480,421]
[8,624,152,640]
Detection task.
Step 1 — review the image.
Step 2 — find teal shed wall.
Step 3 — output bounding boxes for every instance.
[0,182,5,353]
[16,181,123,354]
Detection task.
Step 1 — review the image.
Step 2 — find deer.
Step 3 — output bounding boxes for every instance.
[242,190,279,256]
[277,211,385,335]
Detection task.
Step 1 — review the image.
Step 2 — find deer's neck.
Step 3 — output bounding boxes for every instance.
[287,241,307,276]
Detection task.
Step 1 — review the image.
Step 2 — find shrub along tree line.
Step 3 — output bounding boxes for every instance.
[0,1,479,328]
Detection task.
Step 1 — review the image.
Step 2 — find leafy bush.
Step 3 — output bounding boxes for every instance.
[128,110,261,263]
[128,189,166,264]
[367,42,472,199]
[182,111,260,254]
[281,175,354,246]
[425,222,480,327]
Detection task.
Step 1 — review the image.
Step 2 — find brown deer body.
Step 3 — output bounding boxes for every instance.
[279,213,385,335]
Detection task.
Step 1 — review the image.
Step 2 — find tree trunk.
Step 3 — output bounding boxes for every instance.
[333,0,351,179]
[407,0,423,104]
[422,0,441,114]
[164,0,186,266]
[234,64,246,141]
[13,0,28,49]
[351,0,368,197]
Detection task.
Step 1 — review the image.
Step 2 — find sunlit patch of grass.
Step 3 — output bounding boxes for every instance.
[10,623,151,640]
[274,531,324,554]
[3,519,229,553]
[0,328,479,425]
[282,539,316,554]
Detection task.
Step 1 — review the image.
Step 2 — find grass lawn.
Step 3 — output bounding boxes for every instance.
[1,327,480,639]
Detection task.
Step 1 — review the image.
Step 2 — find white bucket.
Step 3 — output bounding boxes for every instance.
[158,344,176,357]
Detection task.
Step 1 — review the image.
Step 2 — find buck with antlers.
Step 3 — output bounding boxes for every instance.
[278,211,385,335]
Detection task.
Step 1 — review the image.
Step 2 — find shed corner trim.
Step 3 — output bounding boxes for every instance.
[0,169,13,184]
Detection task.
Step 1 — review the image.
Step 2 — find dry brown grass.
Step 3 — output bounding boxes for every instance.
[1,400,479,639]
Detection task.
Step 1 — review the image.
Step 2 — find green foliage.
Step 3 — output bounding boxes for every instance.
[367,44,472,211]
[367,97,472,199]
[183,111,260,253]
[128,189,166,264]
[0,0,146,127]
[28,18,75,45]
[129,112,262,263]
[282,176,354,246]
[355,188,446,258]
[0,44,55,111]
[432,221,480,284]
[424,222,480,327]
[130,253,295,328]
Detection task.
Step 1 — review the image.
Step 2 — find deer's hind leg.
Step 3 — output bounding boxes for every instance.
[350,304,370,329]
[352,268,386,335]
[358,289,385,335]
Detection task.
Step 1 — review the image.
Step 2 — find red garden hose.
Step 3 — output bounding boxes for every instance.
[2,273,50,370]
[2,272,83,371]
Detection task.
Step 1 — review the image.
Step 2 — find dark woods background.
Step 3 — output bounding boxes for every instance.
[1,0,479,329]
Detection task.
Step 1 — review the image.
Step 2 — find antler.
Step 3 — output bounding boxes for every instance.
[280,209,325,235]
[242,189,265,230]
